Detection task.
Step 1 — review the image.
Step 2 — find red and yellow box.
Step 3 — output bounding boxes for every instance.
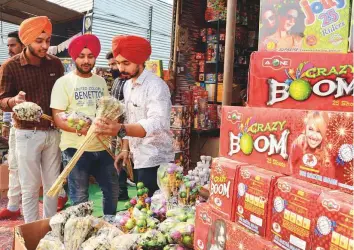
[235,166,283,238]
[312,190,354,250]
[270,177,329,250]
[220,106,354,193]
[247,52,353,112]
[208,157,248,220]
[258,0,351,53]
[194,203,278,250]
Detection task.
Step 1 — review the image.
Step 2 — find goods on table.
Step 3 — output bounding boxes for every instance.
[36,232,64,250]
[47,96,125,197]
[186,155,211,187]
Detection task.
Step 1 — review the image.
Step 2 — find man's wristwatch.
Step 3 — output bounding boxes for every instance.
[117,124,127,138]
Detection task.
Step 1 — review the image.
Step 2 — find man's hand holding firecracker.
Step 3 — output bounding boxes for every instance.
[94,117,147,138]
[10,91,26,107]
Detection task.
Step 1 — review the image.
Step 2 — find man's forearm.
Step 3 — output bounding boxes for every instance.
[122,139,129,151]
[125,124,147,138]
[0,97,16,112]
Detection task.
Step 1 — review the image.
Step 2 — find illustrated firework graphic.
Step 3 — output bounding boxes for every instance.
[326,113,354,185]
[235,117,256,155]
[283,61,315,101]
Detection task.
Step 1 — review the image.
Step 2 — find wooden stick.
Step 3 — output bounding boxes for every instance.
[97,136,115,159]
[41,114,54,123]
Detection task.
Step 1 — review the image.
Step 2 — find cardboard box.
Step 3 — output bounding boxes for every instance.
[312,190,354,250]
[194,203,278,250]
[174,150,190,172]
[170,105,192,129]
[270,177,329,250]
[171,128,191,151]
[208,157,248,220]
[247,52,353,112]
[258,0,351,53]
[235,166,283,238]
[0,163,9,190]
[219,106,354,193]
[14,218,50,250]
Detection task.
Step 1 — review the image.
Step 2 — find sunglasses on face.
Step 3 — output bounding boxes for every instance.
[285,14,297,21]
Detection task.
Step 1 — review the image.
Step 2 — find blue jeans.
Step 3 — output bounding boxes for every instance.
[62,148,119,215]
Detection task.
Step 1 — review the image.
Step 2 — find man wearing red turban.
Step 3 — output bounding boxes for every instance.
[95,35,174,197]
[51,34,119,215]
[0,16,64,223]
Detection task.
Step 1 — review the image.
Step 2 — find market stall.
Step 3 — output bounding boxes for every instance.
[5,0,354,249]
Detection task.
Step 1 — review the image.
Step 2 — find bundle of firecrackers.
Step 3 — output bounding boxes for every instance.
[12,102,52,122]
[157,164,203,208]
[57,111,92,131]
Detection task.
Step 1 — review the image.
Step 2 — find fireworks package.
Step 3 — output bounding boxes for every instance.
[219,106,353,193]
[248,52,353,112]
[174,150,190,172]
[194,203,278,250]
[258,0,351,53]
[170,105,192,129]
[235,166,283,238]
[208,158,248,220]
[270,177,329,250]
[312,190,354,250]
[171,128,191,151]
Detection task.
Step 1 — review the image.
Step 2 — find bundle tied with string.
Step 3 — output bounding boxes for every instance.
[47,96,126,197]
[13,102,54,123]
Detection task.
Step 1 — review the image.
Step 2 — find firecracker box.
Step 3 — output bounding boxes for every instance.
[194,203,278,250]
[170,105,192,129]
[270,177,329,250]
[350,4,354,51]
[247,52,353,112]
[171,128,190,151]
[235,166,283,238]
[208,157,248,220]
[311,190,354,250]
[219,106,354,193]
[258,0,351,53]
[174,150,190,173]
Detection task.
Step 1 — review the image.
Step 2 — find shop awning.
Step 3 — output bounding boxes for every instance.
[0,0,84,25]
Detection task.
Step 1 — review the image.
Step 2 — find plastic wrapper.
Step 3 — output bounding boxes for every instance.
[168,222,195,249]
[158,217,180,234]
[36,232,64,250]
[150,191,167,217]
[64,216,94,250]
[57,111,92,131]
[95,96,125,120]
[163,244,188,250]
[110,234,140,250]
[137,229,168,249]
[13,102,43,122]
[50,202,93,241]
[81,225,123,250]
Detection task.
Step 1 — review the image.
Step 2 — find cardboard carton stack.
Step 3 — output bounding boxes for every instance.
[170,105,192,172]
[195,0,353,249]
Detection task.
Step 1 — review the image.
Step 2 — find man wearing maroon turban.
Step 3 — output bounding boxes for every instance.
[95,35,174,197]
[0,16,64,223]
[51,34,119,215]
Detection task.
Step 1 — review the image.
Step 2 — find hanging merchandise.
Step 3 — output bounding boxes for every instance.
[258,0,352,53]
[248,52,353,112]
[205,0,227,22]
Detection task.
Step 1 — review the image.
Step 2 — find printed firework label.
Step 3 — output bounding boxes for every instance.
[248,52,353,112]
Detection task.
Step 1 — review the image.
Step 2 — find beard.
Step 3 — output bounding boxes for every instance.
[111,69,121,79]
[76,62,95,74]
[120,66,141,80]
[28,45,46,58]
